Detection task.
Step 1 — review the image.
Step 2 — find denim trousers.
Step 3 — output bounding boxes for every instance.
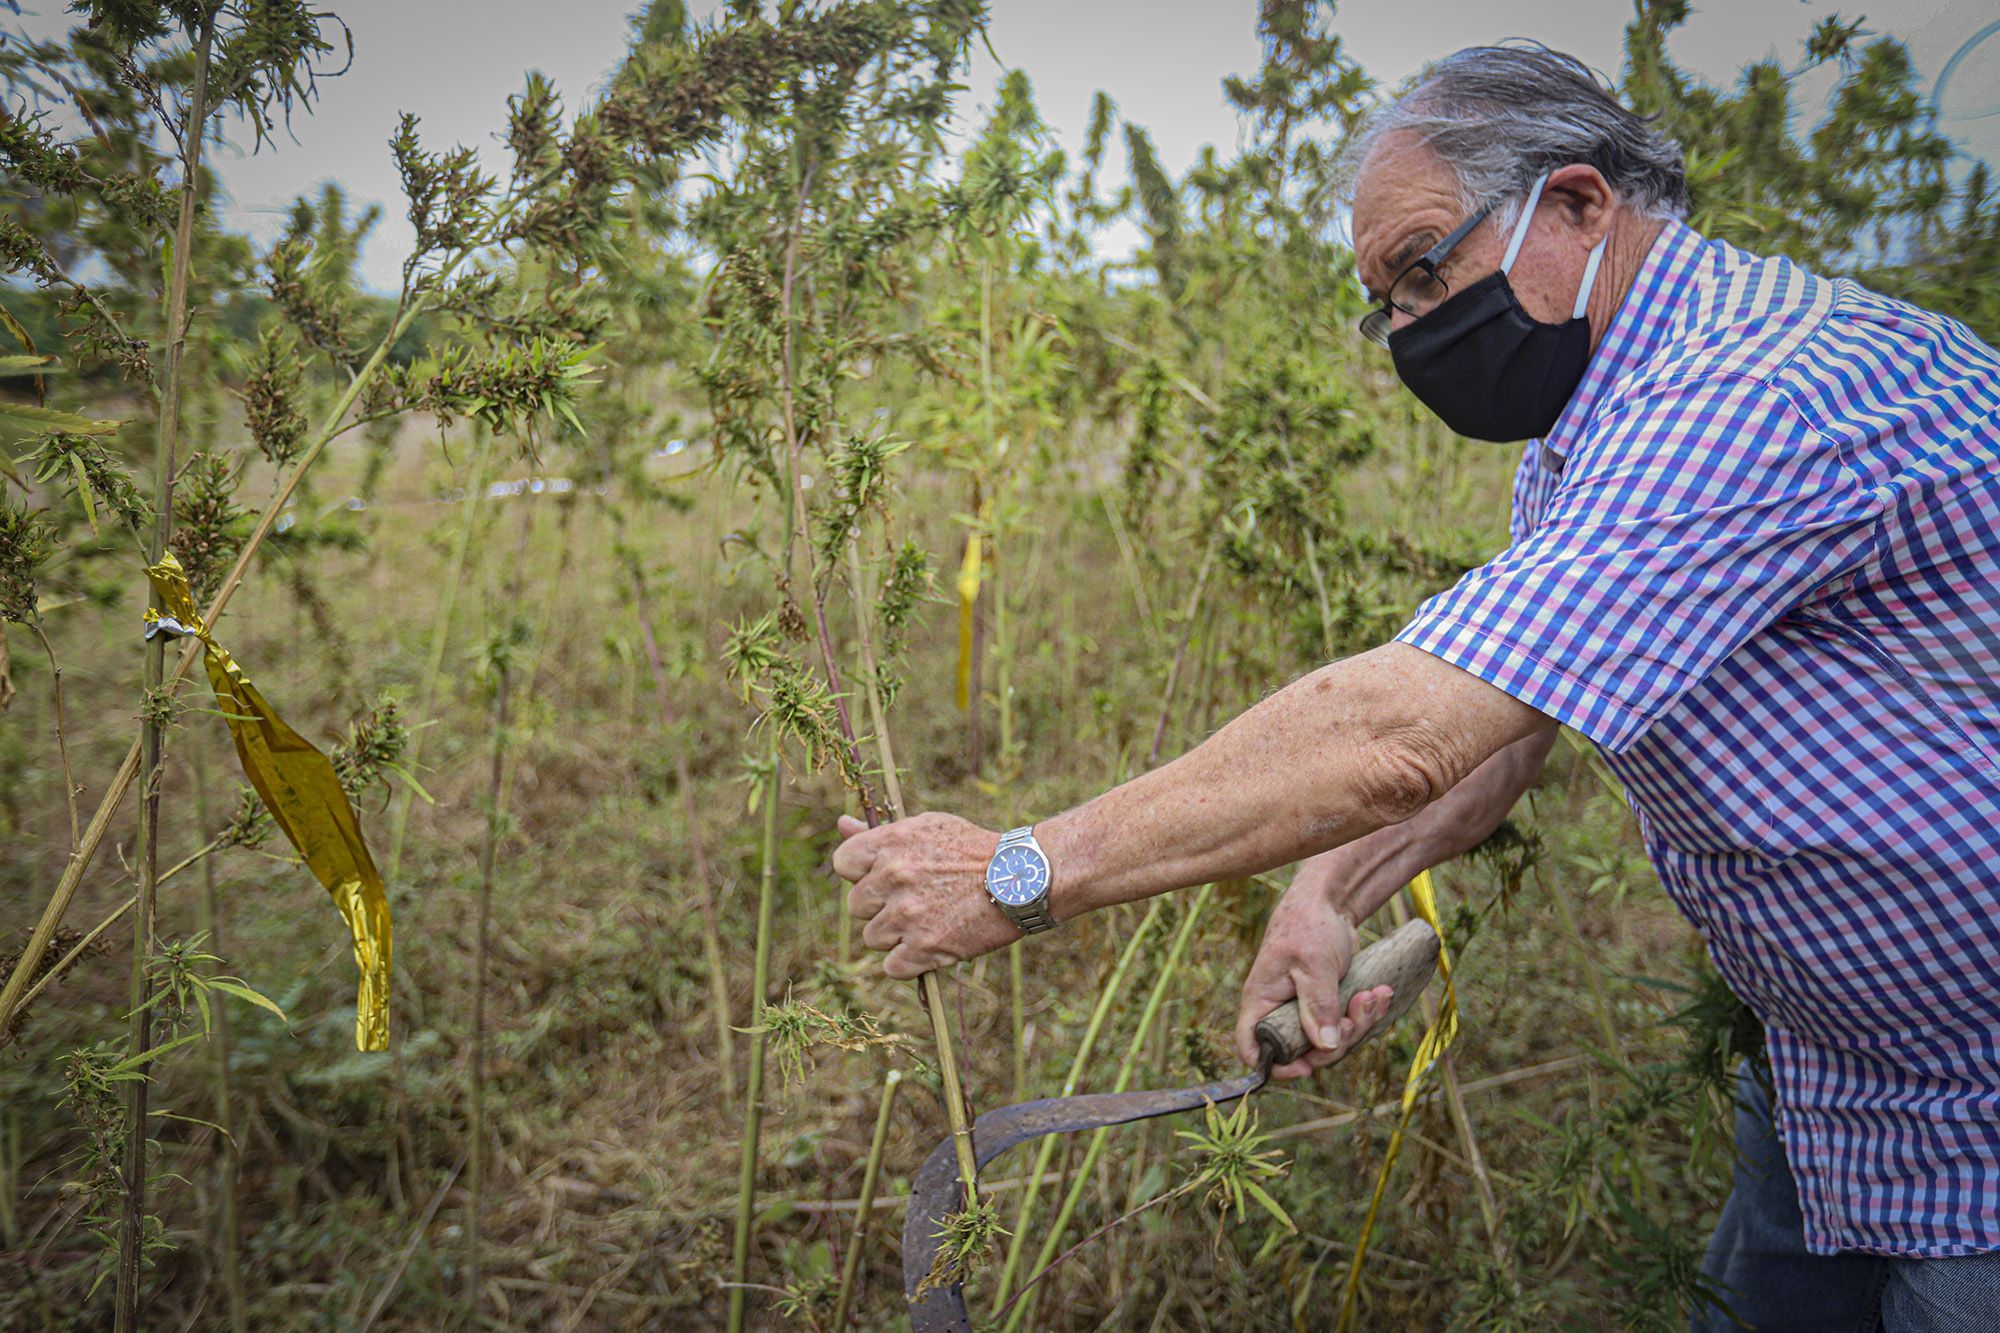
[1690,1064,2000,1332]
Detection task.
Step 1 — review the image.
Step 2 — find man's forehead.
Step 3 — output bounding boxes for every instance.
[1352,131,1462,284]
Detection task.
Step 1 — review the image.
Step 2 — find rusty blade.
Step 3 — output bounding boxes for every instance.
[902,1069,1267,1332]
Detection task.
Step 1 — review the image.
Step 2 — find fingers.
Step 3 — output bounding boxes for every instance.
[1341,985,1394,1048]
[861,909,900,953]
[1261,984,1397,1083]
[830,819,884,884]
[882,942,927,981]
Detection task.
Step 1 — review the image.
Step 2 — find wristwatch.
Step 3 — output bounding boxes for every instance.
[984,826,1058,935]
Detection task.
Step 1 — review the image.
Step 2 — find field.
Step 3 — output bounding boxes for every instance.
[2,2,1989,1329]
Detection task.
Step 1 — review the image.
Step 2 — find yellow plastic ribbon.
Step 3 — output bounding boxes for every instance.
[1335,868,1457,1330]
[145,552,392,1051]
[954,532,982,712]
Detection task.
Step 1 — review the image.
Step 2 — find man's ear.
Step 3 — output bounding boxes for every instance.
[1544,163,1616,244]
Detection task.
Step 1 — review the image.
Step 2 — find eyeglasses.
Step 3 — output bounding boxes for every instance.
[1358,201,1495,347]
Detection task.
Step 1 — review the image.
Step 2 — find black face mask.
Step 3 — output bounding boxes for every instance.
[1388,175,1607,444]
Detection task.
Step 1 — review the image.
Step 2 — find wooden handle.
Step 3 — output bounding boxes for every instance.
[1252,918,1440,1069]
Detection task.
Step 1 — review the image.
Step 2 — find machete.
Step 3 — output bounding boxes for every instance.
[901,917,1442,1331]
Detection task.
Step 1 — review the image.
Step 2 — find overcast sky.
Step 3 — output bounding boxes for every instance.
[9,1,1998,291]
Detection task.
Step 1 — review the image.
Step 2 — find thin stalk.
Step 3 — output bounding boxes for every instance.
[190,747,245,1333]
[118,18,214,1328]
[1099,491,1162,655]
[978,254,1014,773]
[988,900,1163,1313]
[829,1067,902,1331]
[997,1177,1199,1323]
[1003,885,1213,1333]
[1538,861,1625,1070]
[628,543,734,1107]
[1147,535,1218,768]
[727,731,782,1333]
[465,638,512,1320]
[27,618,76,851]
[384,430,497,884]
[837,537,975,1201]
[1383,894,1511,1285]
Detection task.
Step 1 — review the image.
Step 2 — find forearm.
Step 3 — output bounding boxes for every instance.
[1038,643,1542,919]
[1293,727,1555,924]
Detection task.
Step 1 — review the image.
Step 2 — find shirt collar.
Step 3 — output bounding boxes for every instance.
[1540,217,1708,467]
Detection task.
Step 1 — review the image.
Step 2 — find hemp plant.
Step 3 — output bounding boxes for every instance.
[669,4,992,1324]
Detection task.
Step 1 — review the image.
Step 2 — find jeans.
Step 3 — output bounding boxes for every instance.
[1691,1064,2000,1332]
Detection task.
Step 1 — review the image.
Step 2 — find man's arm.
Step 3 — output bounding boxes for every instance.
[1232,727,1555,1076]
[831,642,1551,981]
[1295,727,1555,924]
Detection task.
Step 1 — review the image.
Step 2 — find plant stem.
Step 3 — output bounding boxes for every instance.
[1003,885,1212,1333]
[117,17,214,1327]
[27,618,76,851]
[466,630,512,1321]
[830,1066,901,1331]
[728,731,781,1333]
[997,1178,1199,1323]
[1147,536,1217,769]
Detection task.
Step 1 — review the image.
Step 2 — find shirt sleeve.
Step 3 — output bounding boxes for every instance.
[1395,370,1883,754]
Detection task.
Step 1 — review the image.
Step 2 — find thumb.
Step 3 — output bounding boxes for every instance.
[1292,965,1349,1056]
[836,814,868,839]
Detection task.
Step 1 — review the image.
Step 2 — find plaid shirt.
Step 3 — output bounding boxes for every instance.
[1397,218,2000,1256]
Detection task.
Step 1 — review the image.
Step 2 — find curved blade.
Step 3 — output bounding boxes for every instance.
[902,1069,1266,1331]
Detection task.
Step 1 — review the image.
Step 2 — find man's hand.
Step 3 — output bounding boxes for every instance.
[1236,884,1395,1080]
[832,812,1020,979]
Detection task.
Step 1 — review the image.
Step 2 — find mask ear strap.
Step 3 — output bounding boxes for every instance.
[1573,236,1608,319]
[1500,173,1548,273]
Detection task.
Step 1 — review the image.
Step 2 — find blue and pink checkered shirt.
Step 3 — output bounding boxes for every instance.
[1397,218,2000,1256]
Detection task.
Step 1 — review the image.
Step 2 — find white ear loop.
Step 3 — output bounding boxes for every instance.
[1573,237,1607,319]
[1499,173,1547,273]
[1501,171,1610,320]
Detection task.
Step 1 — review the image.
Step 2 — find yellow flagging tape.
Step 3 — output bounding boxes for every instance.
[1334,868,1457,1331]
[954,532,982,712]
[145,553,392,1051]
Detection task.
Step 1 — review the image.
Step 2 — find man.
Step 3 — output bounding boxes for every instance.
[831,44,2000,1328]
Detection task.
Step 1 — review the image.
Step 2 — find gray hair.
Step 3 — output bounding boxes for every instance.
[1341,44,1690,225]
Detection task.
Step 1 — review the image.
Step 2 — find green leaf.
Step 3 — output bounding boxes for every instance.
[70,454,99,537]
[0,354,57,376]
[0,403,119,436]
[151,1108,234,1145]
[383,760,435,805]
[206,978,290,1024]
[1242,1180,1296,1233]
[106,1030,206,1074]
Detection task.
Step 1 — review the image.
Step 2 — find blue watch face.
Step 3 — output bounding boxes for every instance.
[986,844,1049,906]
